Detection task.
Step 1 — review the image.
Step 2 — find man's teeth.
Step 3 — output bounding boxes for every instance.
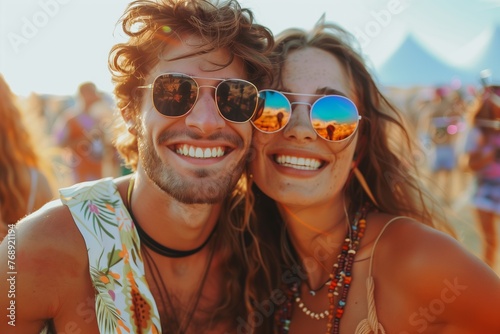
[176,144,225,158]
[275,155,322,170]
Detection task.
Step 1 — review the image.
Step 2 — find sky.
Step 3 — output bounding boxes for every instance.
[1,0,499,96]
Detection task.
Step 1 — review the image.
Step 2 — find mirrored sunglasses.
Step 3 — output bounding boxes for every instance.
[137,72,259,123]
[252,90,361,142]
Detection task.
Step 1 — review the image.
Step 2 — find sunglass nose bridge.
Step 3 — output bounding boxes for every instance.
[290,101,312,110]
[197,84,218,90]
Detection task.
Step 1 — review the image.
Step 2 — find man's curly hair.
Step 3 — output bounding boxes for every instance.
[109,0,274,171]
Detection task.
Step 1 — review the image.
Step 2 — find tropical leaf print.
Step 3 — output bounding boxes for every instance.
[81,198,120,239]
[90,266,122,333]
[61,179,161,334]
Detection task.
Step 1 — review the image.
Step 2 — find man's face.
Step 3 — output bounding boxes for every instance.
[135,36,253,204]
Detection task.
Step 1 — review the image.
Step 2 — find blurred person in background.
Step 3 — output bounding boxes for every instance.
[465,83,500,268]
[420,87,467,205]
[54,81,119,183]
[0,74,55,240]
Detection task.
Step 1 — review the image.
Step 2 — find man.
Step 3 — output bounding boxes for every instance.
[0,0,274,333]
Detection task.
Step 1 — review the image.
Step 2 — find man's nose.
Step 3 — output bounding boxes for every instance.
[185,87,226,134]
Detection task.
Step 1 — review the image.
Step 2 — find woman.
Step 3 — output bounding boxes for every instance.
[249,20,500,333]
[465,84,500,268]
[0,74,54,240]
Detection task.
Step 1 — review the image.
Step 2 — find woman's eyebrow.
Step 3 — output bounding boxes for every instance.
[317,87,348,97]
[280,87,348,97]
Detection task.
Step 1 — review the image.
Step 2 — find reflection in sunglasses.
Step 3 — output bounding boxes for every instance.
[314,121,358,141]
[138,73,259,123]
[252,90,360,142]
[252,107,291,132]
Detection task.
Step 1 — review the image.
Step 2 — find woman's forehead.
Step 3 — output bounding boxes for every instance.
[281,47,352,98]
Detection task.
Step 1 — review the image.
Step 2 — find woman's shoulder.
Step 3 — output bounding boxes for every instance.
[365,212,497,293]
[366,212,467,266]
[364,214,500,332]
[367,210,456,236]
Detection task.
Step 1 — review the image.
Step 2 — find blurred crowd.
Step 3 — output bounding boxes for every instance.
[0,75,128,239]
[384,79,500,270]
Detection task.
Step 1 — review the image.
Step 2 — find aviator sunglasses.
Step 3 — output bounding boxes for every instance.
[137,72,259,123]
[252,90,361,142]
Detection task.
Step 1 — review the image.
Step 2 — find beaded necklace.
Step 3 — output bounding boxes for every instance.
[276,203,370,334]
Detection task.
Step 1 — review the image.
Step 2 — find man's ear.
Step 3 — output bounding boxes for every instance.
[126,120,135,130]
[121,108,137,135]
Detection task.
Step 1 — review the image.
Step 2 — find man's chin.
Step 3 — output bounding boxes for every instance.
[168,188,227,204]
[156,176,233,204]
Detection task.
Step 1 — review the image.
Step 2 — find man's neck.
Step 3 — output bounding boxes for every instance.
[127,173,221,253]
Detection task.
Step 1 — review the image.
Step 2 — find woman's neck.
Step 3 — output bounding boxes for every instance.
[278,201,350,290]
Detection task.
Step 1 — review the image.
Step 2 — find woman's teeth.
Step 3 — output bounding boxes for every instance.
[275,155,322,170]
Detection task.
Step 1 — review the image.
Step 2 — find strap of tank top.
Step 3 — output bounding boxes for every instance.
[367,216,407,277]
[26,168,38,214]
[355,216,408,334]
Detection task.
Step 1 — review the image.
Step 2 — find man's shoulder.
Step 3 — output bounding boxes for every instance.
[13,177,127,262]
[0,200,94,329]
[14,199,87,266]
[59,177,119,199]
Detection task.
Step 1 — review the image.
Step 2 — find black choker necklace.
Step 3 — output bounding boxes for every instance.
[126,177,217,258]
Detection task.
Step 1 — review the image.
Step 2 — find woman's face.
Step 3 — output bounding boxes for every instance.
[250,47,359,208]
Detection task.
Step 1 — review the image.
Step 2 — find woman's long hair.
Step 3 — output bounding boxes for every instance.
[0,74,47,224]
[248,21,457,332]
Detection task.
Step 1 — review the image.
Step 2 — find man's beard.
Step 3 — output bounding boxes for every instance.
[137,128,248,204]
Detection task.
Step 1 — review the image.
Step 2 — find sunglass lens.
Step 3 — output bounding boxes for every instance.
[311,96,359,141]
[216,80,258,122]
[153,74,197,117]
[252,90,291,132]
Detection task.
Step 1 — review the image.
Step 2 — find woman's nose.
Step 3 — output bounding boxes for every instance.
[282,104,317,142]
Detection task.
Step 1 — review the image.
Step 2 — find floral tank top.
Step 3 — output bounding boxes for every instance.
[59,178,161,334]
